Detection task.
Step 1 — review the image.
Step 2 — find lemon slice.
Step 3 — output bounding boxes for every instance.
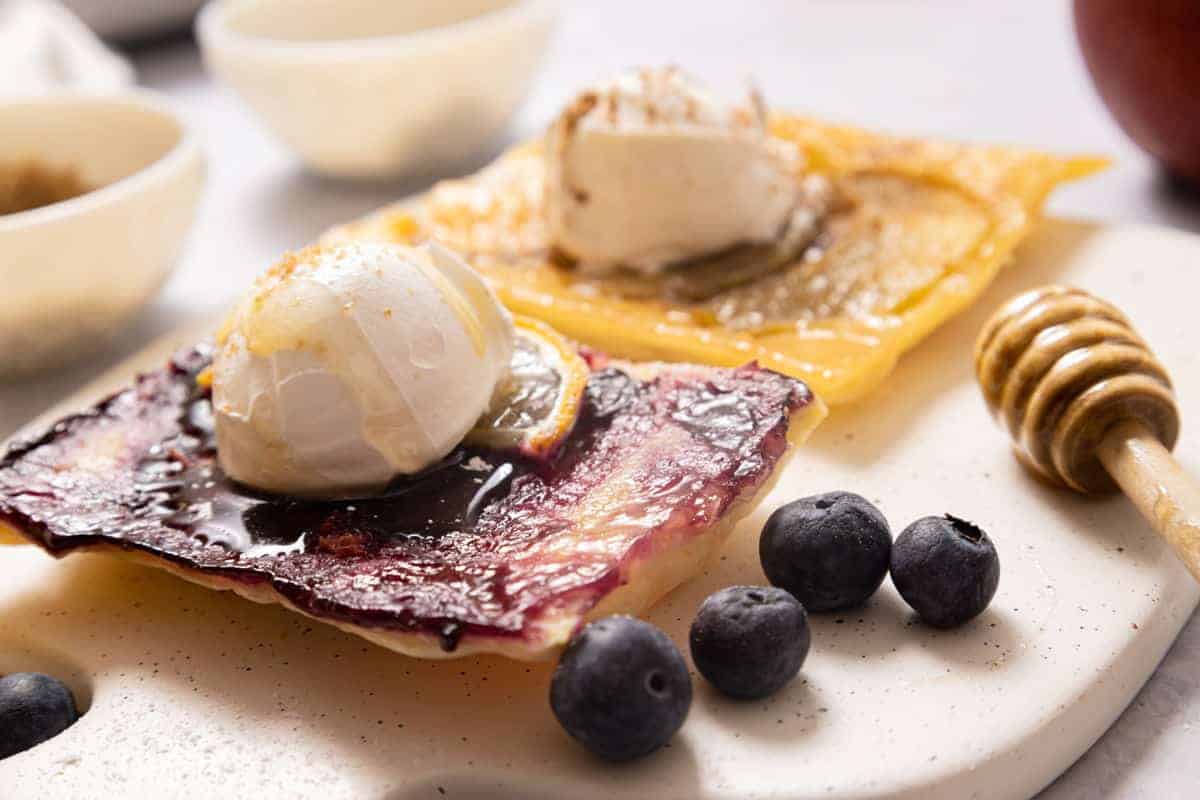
[467,316,588,459]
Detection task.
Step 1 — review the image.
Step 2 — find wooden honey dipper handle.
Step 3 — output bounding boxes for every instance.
[1097,420,1200,581]
[975,286,1200,582]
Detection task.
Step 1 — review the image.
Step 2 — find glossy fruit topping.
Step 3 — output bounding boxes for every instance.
[0,348,817,658]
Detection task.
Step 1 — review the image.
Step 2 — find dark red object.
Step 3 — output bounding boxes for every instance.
[0,349,810,653]
[1075,0,1200,182]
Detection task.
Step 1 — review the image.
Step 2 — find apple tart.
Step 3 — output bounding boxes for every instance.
[327,75,1104,404]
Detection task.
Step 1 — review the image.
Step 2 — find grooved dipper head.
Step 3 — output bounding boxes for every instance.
[974,285,1178,493]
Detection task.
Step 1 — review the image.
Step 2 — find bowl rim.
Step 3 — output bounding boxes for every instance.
[195,0,557,61]
[0,89,203,233]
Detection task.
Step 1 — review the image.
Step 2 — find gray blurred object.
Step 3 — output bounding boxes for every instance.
[60,0,203,40]
[0,0,134,90]
[197,0,558,179]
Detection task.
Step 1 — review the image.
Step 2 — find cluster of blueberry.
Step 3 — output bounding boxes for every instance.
[0,672,79,760]
[550,491,1001,761]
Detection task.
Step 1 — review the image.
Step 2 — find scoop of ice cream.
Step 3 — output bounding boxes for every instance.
[545,66,802,275]
[212,241,514,497]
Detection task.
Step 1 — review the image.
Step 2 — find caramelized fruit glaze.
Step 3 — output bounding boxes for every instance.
[1,348,814,653]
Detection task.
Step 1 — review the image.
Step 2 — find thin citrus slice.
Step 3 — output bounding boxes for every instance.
[466,316,588,460]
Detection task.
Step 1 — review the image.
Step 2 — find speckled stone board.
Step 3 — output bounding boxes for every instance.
[2,220,1198,798]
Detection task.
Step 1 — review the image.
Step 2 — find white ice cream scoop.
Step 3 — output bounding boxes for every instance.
[544,66,802,276]
[212,241,515,497]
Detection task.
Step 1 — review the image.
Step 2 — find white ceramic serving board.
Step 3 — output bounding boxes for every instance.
[2,219,1199,799]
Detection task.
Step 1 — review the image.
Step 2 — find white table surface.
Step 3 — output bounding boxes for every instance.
[2,1,1197,797]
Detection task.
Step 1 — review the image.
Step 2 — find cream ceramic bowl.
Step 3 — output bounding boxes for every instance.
[0,91,204,377]
[196,0,558,178]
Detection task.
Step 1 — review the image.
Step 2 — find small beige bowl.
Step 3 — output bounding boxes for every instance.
[0,91,204,377]
[196,0,558,178]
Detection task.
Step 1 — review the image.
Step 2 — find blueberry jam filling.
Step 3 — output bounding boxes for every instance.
[669,382,758,451]
[126,362,534,562]
[439,622,464,652]
[581,367,642,420]
[111,348,577,566]
[0,350,808,651]
[135,428,526,560]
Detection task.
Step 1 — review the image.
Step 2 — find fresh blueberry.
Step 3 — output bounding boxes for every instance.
[0,672,79,759]
[550,615,692,761]
[689,586,810,700]
[891,514,1000,628]
[760,491,892,612]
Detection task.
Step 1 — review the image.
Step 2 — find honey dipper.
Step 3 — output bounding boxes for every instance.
[975,285,1200,582]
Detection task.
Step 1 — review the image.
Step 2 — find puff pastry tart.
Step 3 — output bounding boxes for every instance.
[327,68,1105,404]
